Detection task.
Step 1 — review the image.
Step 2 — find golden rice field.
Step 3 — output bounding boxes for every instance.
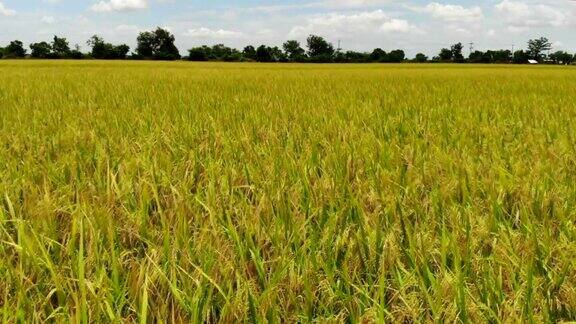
[1,61,575,322]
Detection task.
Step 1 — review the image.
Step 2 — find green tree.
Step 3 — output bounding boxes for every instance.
[451,42,464,62]
[136,27,180,60]
[490,50,512,63]
[223,51,242,62]
[387,49,405,63]
[269,46,287,62]
[527,37,551,62]
[210,44,238,61]
[136,31,155,58]
[188,46,211,61]
[242,45,256,60]
[52,36,71,58]
[30,42,53,58]
[283,40,306,61]
[469,50,487,63]
[153,28,180,60]
[87,35,109,59]
[69,45,84,59]
[4,40,26,58]
[513,50,529,64]
[438,48,452,61]
[549,51,573,65]
[113,44,130,59]
[370,48,387,62]
[87,35,129,59]
[343,51,370,63]
[469,50,512,64]
[255,45,273,62]
[306,35,334,62]
[414,53,428,63]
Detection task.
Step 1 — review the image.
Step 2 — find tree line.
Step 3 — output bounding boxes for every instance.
[0,27,574,65]
[0,28,180,61]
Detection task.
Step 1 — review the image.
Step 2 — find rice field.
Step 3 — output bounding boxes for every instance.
[1,60,575,322]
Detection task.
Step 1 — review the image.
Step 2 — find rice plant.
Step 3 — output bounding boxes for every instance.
[1,60,575,322]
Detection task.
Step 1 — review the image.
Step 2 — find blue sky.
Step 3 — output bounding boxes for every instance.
[0,0,574,57]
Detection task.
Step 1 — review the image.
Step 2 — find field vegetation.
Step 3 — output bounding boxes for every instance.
[1,61,575,322]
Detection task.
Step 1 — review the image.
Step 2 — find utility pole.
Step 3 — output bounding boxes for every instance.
[510,45,515,62]
[337,40,342,52]
[469,42,474,57]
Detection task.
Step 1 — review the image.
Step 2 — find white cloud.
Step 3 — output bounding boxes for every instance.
[495,0,574,29]
[419,3,484,23]
[41,16,56,24]
[247,0,395,12]
[114,24,142,35]
[0,2,15,16]
[380,19,415,33]
[552,40,564,48]
[91,0,148,12]
[184,27,243,39]
[316,0,395,8]
[289,10,421,38]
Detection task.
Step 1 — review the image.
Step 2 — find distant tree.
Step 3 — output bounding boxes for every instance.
[438,48,452,61]
[283,40,306,62]
[527,37,551,62]
[113,44,130,59]
[343,51,370,63]
[269,46,287,62]
[187,46,211,61]
[414,53,428,63]
[370,48,387,62]
[256,45,273,62]
[469,49,512,64]
[211,44,239,61]
[136,27,180,60]
[306,35,334,62]
[469,50,487,63]
[490,50,512,63]
[136,31,155,58]
[30,42,53,58]
[87,35,109,59]
[4,40,26,58]
[210,44,228,58]
[512,50,529,64]
[187,44,240,61]
[225,51,243,62]
[451,42,464,62]
[69,44,84,59]
[549,51,574,65]
[242,45,256,60]
[333,51,348,63]
[87,35,129,59]
[153,28,180,60]
[52,36,71,58]
[0,47,4,58]
[387,49,405,63]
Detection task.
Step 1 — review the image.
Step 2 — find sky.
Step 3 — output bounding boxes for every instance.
[0,0,575,57]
